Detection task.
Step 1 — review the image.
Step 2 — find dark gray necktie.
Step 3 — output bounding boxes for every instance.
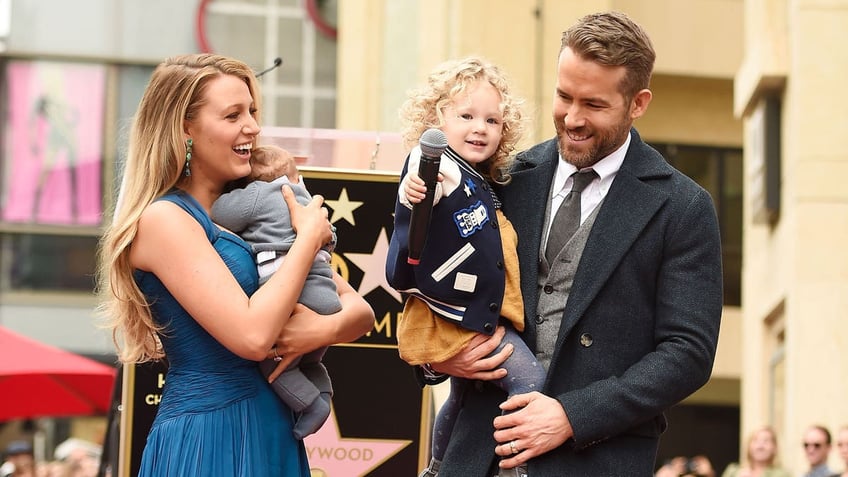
[545,168,598,263]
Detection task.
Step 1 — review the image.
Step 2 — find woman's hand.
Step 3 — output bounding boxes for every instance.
[265,273,374,382]
[282,185,332,251]
[265,304,323,379]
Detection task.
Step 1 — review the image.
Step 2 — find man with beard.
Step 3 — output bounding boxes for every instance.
[421,11,723,477]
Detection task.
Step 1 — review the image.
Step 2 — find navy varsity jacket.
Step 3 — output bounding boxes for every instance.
[386,146,506,335]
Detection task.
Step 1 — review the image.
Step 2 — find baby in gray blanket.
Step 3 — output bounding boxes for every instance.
[212,144,339,439]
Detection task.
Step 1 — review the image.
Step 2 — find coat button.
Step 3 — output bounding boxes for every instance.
[489,303,499,312]
[490,221,498,229]
[496,261,504,269]
[580,333,593,347]
[534,314,544,324]
[483,322,494,332]
[543,285,553,294]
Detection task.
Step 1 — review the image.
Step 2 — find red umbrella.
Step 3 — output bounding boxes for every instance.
[0,326,117,421]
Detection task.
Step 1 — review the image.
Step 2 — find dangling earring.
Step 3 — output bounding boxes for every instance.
[184,138,193,177]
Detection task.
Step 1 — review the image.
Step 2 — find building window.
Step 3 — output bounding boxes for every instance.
[200,0,338,129]
[0,233,98,292]
[651,144,743,307]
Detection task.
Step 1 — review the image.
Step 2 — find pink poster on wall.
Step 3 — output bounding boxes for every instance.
[1,60,105,225]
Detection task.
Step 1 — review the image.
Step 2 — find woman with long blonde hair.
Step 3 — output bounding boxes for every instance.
[97,53,374,476]
[721,426,790,477]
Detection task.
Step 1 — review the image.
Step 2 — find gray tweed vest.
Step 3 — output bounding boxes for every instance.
[535,203,602,370]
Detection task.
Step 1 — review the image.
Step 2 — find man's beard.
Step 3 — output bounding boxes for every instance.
[556,116,631,169]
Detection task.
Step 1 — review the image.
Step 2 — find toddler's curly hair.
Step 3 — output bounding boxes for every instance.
[399,57,525,184]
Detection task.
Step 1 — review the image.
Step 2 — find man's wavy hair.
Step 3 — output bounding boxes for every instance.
[560,11,656,102]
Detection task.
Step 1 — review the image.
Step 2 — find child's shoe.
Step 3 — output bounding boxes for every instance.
[418,457,441,477]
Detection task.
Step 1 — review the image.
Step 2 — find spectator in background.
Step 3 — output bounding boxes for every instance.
[832,425,848,477]
[801,425,833,477]
[35,460,67,477]
[656,455,716,477]
[1,440,35,477]
[721,426,790,477]
[53,438,100,477]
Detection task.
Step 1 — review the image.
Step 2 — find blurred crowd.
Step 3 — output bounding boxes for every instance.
[3,422,846,476]
[0,438,101,477]
[655,424,848,477]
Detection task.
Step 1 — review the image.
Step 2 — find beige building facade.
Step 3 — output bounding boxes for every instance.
[735,0,848,473]
[335,0,848,473]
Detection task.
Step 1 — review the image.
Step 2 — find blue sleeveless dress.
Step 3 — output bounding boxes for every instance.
[135,190,310,477]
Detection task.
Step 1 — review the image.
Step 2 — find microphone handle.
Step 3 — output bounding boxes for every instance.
[407,154,441,265]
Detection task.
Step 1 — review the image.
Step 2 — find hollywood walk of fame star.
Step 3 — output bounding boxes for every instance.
[324,188,364,226]
[304,406,412,476]
[344,228,402,303]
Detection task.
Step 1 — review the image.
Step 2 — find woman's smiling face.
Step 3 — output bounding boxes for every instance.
[184,73,260,186]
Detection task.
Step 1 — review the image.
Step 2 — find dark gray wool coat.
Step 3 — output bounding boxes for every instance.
[438,129,723,477]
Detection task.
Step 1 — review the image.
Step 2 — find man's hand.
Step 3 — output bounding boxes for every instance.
[429,326,512,381]
[492,392,573,469]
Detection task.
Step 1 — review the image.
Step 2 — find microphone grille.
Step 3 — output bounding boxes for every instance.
[419,128,448,157]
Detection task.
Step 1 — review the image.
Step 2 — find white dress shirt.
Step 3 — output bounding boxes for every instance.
[545,132,631,239]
